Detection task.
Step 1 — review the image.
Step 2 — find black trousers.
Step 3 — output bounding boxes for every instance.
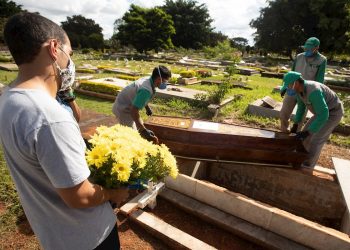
[94,225,120,250]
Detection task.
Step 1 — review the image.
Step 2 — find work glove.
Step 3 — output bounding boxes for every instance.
[280,89,286,98]
[145,105,153,116]
[296,131,310,141]
[290,123,298,134]
[140,128,156,142]
[57,87,76,103]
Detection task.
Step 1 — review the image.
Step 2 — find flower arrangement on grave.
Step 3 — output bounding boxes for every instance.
[85,124,178,189]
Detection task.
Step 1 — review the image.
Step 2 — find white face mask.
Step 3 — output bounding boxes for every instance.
[55,48,76,91]
[157,66,167,90]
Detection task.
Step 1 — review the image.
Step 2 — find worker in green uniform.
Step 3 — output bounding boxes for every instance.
[280,37,327,132]
[280,71,343,168]
[112,65,171,143]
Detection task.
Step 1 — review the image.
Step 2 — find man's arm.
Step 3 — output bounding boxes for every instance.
[307,90,329,133]
[68,100,81,122]
[131,105,146,131]
[131,89,152,130]
[56,180,128,209]
[316,59,327,84]
[293,96,306,124]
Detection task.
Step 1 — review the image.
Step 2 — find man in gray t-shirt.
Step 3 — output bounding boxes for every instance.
[0,13,128,250]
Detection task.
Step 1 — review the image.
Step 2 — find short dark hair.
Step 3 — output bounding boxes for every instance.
[4,12,67,65]
[152,65,171,80]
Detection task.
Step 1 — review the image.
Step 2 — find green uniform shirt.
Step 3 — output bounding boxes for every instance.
[292,52,327,83]
[294,80,340,133]
[132,78,154,109]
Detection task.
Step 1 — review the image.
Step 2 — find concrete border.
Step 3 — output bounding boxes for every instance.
[160,188,309,250]
[165,174,350,250]
[129,209,216,250]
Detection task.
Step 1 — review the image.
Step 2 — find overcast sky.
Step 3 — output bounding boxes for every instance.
[15,0,267,45]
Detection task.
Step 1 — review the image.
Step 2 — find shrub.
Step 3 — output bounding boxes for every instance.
[79,81,122,95]
[97,65,114,70]
[0,56,12,63]
[76,68,96,74]
[169,77,178,83]
[115,74,139,81]
[82,48,91,54]
[196,70,212,78]
[179,70,196,78]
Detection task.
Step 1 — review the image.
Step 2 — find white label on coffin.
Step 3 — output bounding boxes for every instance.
[192,121,219,131]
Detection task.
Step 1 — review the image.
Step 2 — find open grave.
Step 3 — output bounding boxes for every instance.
[79,110,350,249]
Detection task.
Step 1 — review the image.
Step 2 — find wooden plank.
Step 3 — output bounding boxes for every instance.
[129,210,216,250]
[165,174,350,250]
[160,188,309,250]
[332,157,350,234]
[119,191,148,215]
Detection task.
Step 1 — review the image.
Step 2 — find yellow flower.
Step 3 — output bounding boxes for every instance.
[86,124,179,187]
[86,144,110,168]
[112,162,131,182]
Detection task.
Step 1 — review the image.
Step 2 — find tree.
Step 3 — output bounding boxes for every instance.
[207,31,228,47]
[250,0,350,57]
[162,0,213,49]
[230,37,249,54]
[203,39,240,61]
[115,4,175,53]
[61,15,104,49]
[0,0,23,43]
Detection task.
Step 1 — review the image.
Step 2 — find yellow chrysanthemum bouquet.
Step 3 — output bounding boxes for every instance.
[86,124,178,189]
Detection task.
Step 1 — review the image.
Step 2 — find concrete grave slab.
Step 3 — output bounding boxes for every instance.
[332,157,350,235]
[160,188,309,250]
[156,86,207,102]
[0,63,18,71]
[88,77,131,89]
[165,174,350,249]
[129,210,216,250]
[104,67,141,76]
[236,67,260,76]
[248,96,313,120]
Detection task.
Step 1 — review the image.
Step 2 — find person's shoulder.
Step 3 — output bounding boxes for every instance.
[317,52,327,61]
[295,53,305,61]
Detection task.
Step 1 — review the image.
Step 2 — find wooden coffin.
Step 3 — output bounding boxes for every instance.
[144,116,308,167]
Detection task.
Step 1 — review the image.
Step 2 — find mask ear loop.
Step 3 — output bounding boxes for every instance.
[157,66,162,83]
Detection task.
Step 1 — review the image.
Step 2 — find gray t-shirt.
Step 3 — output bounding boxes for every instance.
[0,88,116,250]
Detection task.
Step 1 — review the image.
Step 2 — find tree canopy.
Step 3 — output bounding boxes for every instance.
[162,0,213,49]
[230,37,249,53]
[114,4,175,53]
[61,15,104,50]
[0,0,23,43]
[250,0,350,56]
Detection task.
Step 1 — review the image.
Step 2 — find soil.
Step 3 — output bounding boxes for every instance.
[318,143,350,168]
[0,199,263,250]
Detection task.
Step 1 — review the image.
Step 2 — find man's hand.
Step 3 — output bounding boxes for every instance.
[57,87,76,103]
[280,89,286,98]
[108,187,129,206]
[145,105,153,116]
[140,129,159,144]
[296,131,310,141]
[290,123,298,134]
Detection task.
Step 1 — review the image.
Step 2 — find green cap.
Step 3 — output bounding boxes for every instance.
[280,71,302,92]
[302,37,320,49]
